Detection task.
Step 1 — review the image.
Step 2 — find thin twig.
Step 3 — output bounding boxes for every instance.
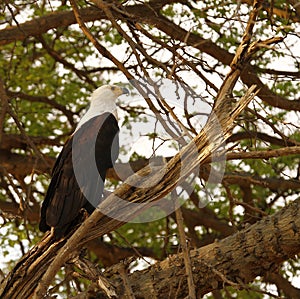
[119,262,136,299]
[223,183,237,229]
[0,78,51,173]
[69,0,133,81]
[0,78,9,144]
[216,0,263,104]
[173,191,196,299]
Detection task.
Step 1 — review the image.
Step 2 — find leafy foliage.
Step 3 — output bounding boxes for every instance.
[0,0,299,298]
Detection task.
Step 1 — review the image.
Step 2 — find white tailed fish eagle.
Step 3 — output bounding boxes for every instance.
[39,85,129,239]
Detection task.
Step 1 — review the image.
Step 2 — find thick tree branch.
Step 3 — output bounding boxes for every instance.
[0,7,102,46]
[0,201,40,222]
[226,145,300,160]
[108,198,300,297]
[0,150,54,178]
[223,173,300,192]
[0,133,62,151]
[1,145,300,193]
[62,198,300,298]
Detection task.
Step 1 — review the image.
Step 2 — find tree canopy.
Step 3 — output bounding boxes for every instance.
[0,0,300,298]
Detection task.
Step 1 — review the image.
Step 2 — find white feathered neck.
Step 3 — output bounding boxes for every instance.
[75,86,118,132]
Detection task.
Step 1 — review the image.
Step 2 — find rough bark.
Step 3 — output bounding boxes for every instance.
[104,198,300,298]
[3,196,298,298]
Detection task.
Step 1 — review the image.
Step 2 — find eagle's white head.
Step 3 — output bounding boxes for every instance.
[89,84,129,115]
[91,85,129,102]
[75,85,129,131]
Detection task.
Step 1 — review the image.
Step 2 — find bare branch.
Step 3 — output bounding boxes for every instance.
[174,196,196,299]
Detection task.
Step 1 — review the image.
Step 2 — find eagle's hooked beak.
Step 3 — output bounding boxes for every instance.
[121,87,129,95]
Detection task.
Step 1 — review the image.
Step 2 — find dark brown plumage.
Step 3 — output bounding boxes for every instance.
[39,85,128,239]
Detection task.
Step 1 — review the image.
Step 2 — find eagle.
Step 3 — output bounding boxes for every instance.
[39,85,129,239]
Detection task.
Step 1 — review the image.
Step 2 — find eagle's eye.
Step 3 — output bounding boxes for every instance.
[111,86,116,91]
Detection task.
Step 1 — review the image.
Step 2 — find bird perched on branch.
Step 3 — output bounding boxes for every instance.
[39,85,129,239]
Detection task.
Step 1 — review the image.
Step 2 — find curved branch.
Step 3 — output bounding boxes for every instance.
[0,134,62,151]
[0,150,55,178]
[0,7,102,46]
[228,131,299,147]
[223,173,300,191]
[241,65,300,111]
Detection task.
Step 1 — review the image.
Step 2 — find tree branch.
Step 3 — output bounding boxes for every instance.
[73,198,300,297]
